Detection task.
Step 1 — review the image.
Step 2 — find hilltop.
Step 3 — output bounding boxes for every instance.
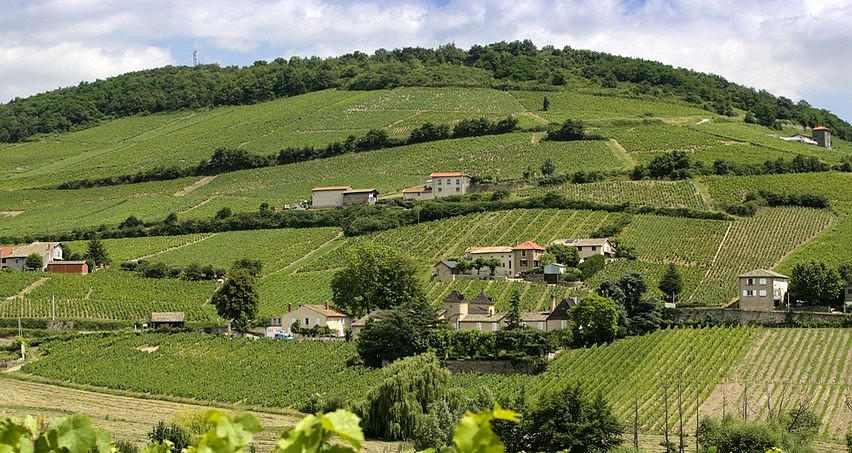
[1,41,850,143]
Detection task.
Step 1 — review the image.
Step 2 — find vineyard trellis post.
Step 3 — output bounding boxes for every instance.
[633,380,639,452]
[695,395,699,453]
[677,372,684,453]
[663,376,670,452]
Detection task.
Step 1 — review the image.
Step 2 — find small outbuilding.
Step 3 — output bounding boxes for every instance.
[150,312,186,329]
[47,261,89,275]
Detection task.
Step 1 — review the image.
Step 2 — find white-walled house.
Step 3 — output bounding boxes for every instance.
[0,242,63,271]
[403,172,471,201]
[274,303,352,337]
[551,238,614,260]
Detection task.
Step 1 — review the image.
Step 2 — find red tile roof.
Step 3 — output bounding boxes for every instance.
[403,187,432,193]
[812,126,830,131]
[513,240,545,251]
[0,246,19,259]
[430,172,469,178]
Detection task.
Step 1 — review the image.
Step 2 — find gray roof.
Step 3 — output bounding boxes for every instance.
[471,292,495,305]
[443,290,466,303]
[547,297,580,321]
[151,312,185,322]
[460,313,506,323]
[737,269,789,279]
[521,311,550,322]
[438,260,458,269]
[8,242,61,258]
[557,238,611,247]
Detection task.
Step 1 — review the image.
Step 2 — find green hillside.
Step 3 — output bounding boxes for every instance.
[1,43,851,451]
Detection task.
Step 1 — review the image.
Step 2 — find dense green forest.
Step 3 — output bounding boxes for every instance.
[1,40,849,143]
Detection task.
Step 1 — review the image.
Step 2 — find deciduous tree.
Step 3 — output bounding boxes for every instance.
[331,242,424,317]
[211,269,259,333]
[790,261,843,307]
[570,294,618,346]
[24,253,43,271]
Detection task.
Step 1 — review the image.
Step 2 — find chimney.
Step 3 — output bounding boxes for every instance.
[325,301,329,310]
[288,303,292,312]
[550,294,557,312]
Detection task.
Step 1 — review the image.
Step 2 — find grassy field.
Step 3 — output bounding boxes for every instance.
[14,327,851,445]
[0,376,399,452]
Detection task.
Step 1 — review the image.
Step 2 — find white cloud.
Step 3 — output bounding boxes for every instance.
[0,0,850,120]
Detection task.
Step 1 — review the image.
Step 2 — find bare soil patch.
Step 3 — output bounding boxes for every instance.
[174,175,216,197]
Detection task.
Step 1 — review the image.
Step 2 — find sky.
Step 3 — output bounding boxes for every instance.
[1,0,851,122]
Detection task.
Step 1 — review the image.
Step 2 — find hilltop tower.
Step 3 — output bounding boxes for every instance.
[193,48,199,67]
[812,126,831,149]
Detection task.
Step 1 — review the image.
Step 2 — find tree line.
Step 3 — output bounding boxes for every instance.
[2,40,849,143]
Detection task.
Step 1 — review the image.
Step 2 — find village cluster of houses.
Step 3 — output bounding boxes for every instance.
[435,238,615,281]
[263,291,582,339]
[0,242,88,274]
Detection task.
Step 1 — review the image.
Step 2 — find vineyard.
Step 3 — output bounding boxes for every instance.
[686,207,835,305]
[520,179,709,210]
[0,271,217,321]
[19,327,852,443]
[370,208,622,265]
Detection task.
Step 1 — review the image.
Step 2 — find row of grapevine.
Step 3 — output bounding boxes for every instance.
[520,179,710,210]
[18,327,851,442]
[24,333,384,408]
[619,214,729,266]
[707,328,852,439]
[688,207,835,305]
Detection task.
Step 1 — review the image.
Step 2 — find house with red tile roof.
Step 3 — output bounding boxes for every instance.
[403,171,471,201]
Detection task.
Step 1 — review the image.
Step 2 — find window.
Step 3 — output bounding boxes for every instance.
[759,278,767,285]
[455,187,460,192]
[304,317,310,325]
[746,278,755,285]
[522,250,527,256]
[759,289,767,297]
[521,259,528,267]
[437,179,442,185]
[508,261,511,269]
[561,320,567,329]
[437,187,442,192]
[446,179,451,184]
[743,290,755,297]
[591,246,597,251]
[456,179,460,184]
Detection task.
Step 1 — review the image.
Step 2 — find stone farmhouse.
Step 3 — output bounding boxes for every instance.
[442,291,504,331]
[0,242,63,271]
[272,302,352,338]
[736,269,789,311]
[403,171,471,201]
[441,290,579,332]
[311,186,378,209]
[520,297,579,331]
[455,241,546,279]
[551,237,615,260]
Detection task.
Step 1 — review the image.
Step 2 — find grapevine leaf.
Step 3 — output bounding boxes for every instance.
[54,414,97,453]
[320,410,363,450]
